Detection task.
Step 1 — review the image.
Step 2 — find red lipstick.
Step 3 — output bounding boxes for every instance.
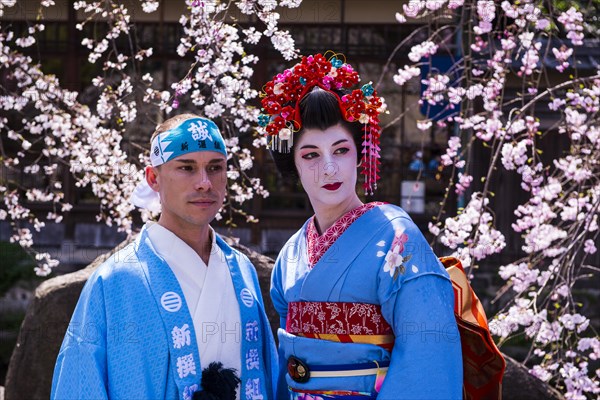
[322,182,342,191]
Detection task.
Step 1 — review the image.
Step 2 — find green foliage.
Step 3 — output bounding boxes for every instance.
[551,0,600,10]
[550,0,600,32]
[0,311,24,384]
[0,242,40,297]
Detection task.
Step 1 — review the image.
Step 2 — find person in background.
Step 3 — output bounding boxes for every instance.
[408,150,425,172]
[427,147,443,180]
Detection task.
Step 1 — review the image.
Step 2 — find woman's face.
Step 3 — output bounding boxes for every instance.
[293,124,359,210]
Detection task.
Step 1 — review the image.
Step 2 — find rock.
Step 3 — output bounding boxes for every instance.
[4,237,564,400]
[4,239,129,400]
[502,355,564,400]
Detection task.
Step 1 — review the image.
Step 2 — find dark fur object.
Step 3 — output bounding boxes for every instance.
[192,362,241,400]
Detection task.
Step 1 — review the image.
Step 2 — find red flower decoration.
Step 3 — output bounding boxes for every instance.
[258,53,386,194]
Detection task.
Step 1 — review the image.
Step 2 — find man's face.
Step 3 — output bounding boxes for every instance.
[146,151,227,234]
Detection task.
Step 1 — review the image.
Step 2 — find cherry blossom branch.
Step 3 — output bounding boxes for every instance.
[392,1,600,396]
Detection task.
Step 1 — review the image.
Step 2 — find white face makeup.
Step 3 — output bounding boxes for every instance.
[293,124,361,217]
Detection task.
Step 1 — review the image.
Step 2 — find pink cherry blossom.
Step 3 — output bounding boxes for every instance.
[393,65,420,86]
[408,41,438,62]
[455,173,473,195]
[558,8,584,46]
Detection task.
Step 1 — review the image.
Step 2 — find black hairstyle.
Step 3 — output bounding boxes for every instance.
[270,87,364,179]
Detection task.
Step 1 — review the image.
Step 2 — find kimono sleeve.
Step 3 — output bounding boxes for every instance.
[269,254,290,399]
[375,217,463,399]
[51,270,109,400]
[270,255,288,330]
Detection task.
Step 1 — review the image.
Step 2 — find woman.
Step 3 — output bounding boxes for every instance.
[259,54,463,399]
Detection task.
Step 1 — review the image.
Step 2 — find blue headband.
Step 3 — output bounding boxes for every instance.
[150,117,227,166]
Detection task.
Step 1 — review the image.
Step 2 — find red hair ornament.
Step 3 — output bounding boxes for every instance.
[258,53,386,195]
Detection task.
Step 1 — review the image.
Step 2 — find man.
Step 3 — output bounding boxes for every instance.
[51,114,277,400]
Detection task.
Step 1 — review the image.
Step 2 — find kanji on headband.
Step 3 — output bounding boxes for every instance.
[150,117,227,167]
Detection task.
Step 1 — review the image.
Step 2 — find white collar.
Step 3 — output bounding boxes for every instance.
[146,222,216,267]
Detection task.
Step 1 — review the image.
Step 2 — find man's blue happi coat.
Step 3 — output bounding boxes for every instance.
[52,225,278,400]
[271,203,463,399]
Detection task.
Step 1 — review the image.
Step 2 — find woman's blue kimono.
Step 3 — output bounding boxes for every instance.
[51,225,278,400]
[271,203,463,399]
